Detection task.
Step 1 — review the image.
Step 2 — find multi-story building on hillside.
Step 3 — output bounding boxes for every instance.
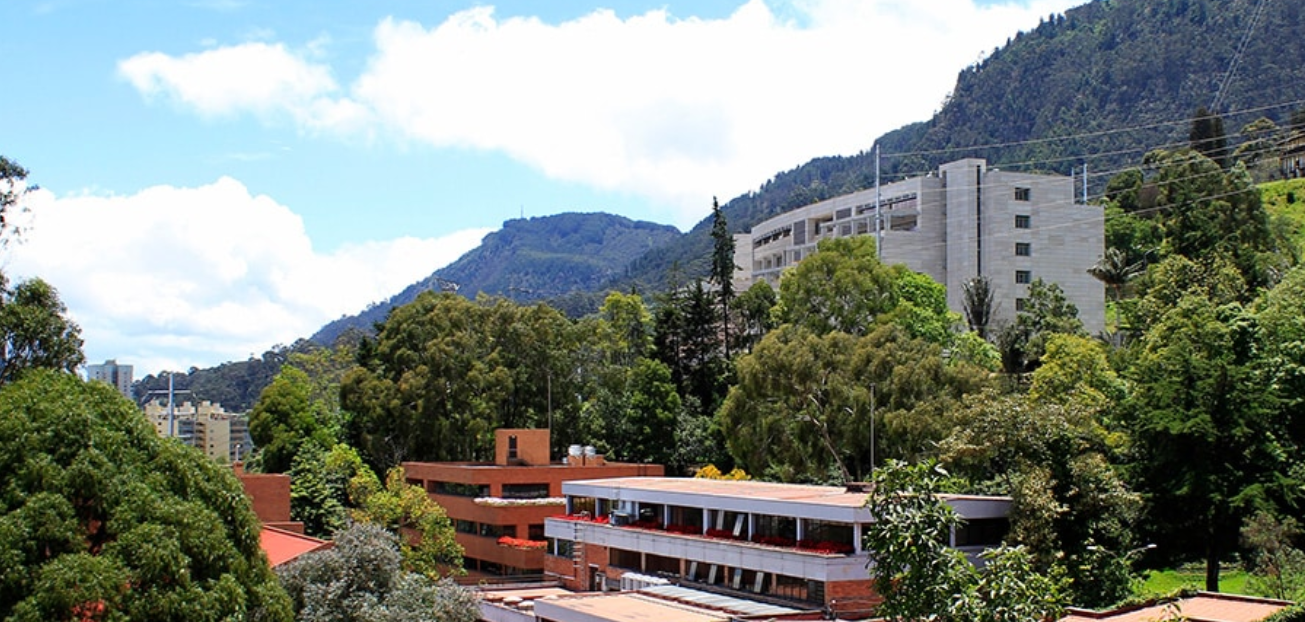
[144,399,252,464]
[87,359,133,399]
[402,429,664,578]
[743,158,1105,335]
[543,477,1011,619]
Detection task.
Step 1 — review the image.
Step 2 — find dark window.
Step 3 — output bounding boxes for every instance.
[1016,297,1028,312]
[455,520,476,535]
[1014,187,1031,201]
[835,207,852,220]
[955,518,1010,547]
[1015,214,1031,228]
[435,482,489,498]
[502,483,552,499]
[529,524,545,540]
[547,538,574,558]
[1015,242,1031,256]
[479,523,515,538]
[507,435,518,460]
[1016,270,1032,284]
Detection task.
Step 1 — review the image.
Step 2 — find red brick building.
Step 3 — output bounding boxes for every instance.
[403,429,663,577]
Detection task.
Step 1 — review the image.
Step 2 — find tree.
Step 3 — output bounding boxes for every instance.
[289,443,372,539]
[996,279,1084,374]
[0,276,84,385]
[939,390,1139,608]
[962,275,997,339]
[719,324,991,482]
[863,460,1066,622]
[249,366,335,473]
[1088,247,1145,333]
[341,293,582,469]
[0,370,292,621]
[349,467,463,578]
[709,196,736,358]
[277,522,477,622]
[776,236,897,336]
[1125,295,1291,591]
[1143,148,1279,292]
[1189,106,1228,169]
[1241,511,1305,602]
[0,155,33,247]
[733,280,777,353]
[1028,334,1125,411]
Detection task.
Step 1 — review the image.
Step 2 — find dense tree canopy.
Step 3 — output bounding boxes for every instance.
[341,294,581,469]
[0,371,292,621]
[277,523,476,622]
[719,323,991,482]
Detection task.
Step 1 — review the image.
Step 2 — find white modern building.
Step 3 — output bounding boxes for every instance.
[744,158,1105,335]
[543,477,1010,618]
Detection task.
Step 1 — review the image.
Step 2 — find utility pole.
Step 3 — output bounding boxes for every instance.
[874,145,882,259]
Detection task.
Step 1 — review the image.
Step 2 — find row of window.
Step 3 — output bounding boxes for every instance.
[454,520,545,540]
[428,481,552,499]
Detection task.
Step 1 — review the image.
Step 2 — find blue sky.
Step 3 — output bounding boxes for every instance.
[0,0,1082,378]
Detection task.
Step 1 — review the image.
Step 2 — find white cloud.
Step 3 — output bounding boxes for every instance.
[118,0,1082,227]
[118,42,355,126]
[4,180,489,375]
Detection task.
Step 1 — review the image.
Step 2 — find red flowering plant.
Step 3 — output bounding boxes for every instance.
[497,536,547,550]
[796,539,855,555]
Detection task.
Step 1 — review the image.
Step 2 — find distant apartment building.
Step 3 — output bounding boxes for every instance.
[87,359,133,399]
[743,158,1105,335]
[143,399,253,464]
[543,477,1011,618]
[402,429,664,578]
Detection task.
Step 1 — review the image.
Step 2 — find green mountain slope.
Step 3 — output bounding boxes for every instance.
[310,212,680,345]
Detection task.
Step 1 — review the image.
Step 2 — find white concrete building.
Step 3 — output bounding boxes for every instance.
[744,158,1105,335]
[543,477,1010,617]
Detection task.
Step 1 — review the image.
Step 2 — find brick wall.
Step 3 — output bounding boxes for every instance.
[238,472,292,523]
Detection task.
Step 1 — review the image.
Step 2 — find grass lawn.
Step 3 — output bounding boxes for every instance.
[1139,565,1251,597]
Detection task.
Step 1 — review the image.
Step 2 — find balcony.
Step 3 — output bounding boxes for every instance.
[546,515,867,582]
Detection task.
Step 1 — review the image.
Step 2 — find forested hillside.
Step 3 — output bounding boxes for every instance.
[311,212,680,345]
[613,0,1305,290]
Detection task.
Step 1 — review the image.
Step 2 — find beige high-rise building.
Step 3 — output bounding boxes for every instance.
[144,399,252,464]
[743,158,1105,335]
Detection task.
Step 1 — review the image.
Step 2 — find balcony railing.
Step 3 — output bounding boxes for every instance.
[552,514,855,556]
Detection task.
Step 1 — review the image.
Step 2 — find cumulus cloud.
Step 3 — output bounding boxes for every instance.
[4,180,488,375]
[119,0,1080,226]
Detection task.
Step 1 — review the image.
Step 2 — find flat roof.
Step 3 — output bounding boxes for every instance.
[1061,593,1291,622]
[536,592,728,622]
[563,477,1009,508]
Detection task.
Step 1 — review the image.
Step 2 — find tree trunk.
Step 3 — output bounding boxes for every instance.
[1206,535,1221,592]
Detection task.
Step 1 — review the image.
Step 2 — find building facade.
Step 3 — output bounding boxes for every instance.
[144,399,252,464]
[402,429,664,578]
[543,477,1010,618]
[744,158,1105,335]
[87,359,133,399]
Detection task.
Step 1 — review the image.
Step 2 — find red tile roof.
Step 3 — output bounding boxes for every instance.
[260,525,332,568]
